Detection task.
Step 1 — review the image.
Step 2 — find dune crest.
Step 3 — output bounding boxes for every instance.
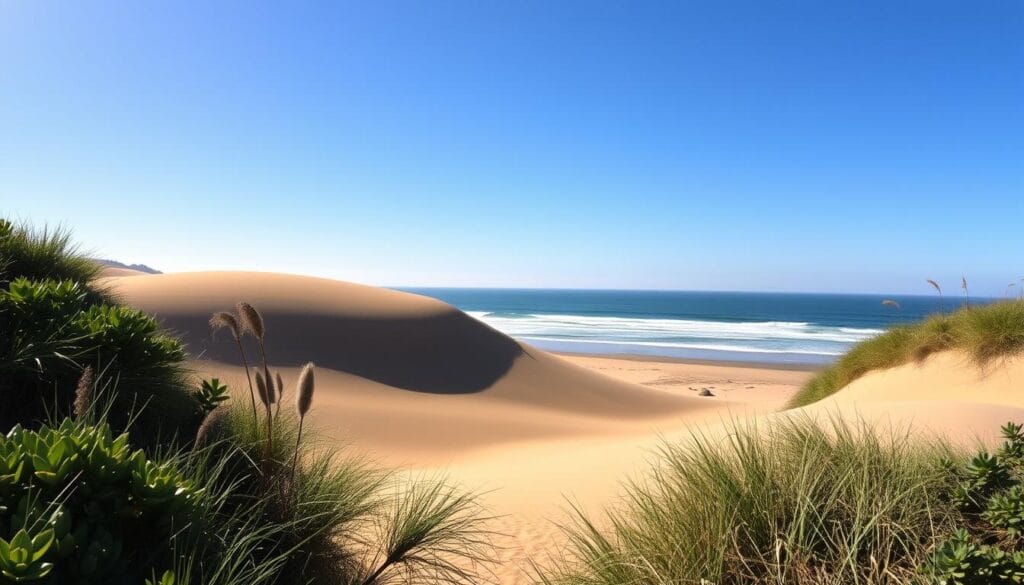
[785,350,1024,447]
[104,272,719,462]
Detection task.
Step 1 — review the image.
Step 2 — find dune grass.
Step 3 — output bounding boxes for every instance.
[534,415,963,585]
[789,299,1024,408]
[0,218,109,300]
[194,402,494,585]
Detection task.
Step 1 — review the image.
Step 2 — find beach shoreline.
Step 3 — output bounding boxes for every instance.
[553,350,823,372]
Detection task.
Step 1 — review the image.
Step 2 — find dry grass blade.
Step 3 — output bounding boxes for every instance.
[211,310,258,427]
[927,279,944,312]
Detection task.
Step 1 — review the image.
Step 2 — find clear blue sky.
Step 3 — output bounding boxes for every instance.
[1,1,1021,295]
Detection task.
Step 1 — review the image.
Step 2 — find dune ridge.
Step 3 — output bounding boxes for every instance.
[103,272,723,460]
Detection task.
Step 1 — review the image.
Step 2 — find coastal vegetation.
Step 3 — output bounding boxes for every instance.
[790,298,1024,408]
[534,417,1024,585]
[0,220,491,584]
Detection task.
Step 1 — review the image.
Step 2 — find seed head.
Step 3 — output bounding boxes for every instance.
[255,370,273,406]
[236,302,265,339]
[195,407,230,449]
[73,366,94,419]
[209,312,241,341]
[296,362,316,418]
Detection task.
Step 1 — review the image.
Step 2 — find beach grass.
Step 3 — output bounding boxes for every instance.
[789,299,1024,408]
[0,218,109,299]
[534,415,962,585]
[199,401,494,585]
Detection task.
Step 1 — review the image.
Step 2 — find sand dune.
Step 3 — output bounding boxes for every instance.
[104,272,725,462]
[792,350,1024,446]
[829,350,1024,409]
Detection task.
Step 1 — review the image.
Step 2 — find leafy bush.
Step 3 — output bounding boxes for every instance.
[790,300,1024,408]
[195,379,230,414]
[0,278,200,445]
[922,423,1024,584]
[0,419,204,583]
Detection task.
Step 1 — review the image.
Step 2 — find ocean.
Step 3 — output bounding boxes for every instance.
[401,288,974,366]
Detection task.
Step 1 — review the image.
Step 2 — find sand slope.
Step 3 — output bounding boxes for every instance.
[104,271,722,462]
[795,351,1024,446]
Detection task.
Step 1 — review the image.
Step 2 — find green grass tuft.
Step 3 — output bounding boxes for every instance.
[198,403,494,585]
[789,300,1024,408]
[534,415,963,585]
[0,218,109,301]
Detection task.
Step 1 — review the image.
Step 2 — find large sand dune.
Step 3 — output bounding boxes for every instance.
[104,272,725,462]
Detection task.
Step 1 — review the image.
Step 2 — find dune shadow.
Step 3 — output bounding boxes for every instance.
[158,308,523,394]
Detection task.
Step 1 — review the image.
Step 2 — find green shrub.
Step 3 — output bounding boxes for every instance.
[922,422,1024,584]
[0,419,204,583]
[0,278,200,446]
[790,300,1024,408]
[534,416,961,585]
[195,379,230,414]
[0,220,106,300]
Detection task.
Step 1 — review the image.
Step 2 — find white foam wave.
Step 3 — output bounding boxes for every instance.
[466,311,882,358]
[469,312,881,342]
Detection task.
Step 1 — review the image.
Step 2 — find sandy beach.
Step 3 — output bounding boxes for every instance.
[100,270,1024,584]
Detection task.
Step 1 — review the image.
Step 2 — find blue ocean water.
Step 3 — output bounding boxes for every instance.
[401,288,984,365]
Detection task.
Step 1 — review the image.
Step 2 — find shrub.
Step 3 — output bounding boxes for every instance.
[922,422,1024,584]
[534,416,961,585]
[0,419,204,583]
[790,300,1024,408]
[0,278,200,446]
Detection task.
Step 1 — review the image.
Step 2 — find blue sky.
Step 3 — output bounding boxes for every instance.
[1,1,1021,295]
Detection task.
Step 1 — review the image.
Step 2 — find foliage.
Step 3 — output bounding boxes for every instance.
[534,415,960,585]
[195,379,230,414]
[0,419,203,584]
[923,422,1024,584]
[0,277,199,446]
[790,300,1024,408]
[926,529,1024,585]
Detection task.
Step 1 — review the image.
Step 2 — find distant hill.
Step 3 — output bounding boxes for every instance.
[93,259,162,274]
